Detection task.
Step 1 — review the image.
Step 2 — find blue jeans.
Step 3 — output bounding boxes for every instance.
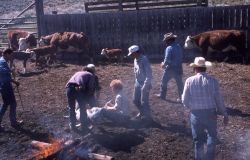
[160,69,183,99]
[0,82,17,125]
[190,109,217,160]
[66,84,90,128]
[133,81,151,116]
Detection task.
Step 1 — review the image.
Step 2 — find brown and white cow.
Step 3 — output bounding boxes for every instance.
[26,45,57,66]
[7,30,37,51]
[39,32,91,62]
[100,48,124,63]
[184,30,246,63]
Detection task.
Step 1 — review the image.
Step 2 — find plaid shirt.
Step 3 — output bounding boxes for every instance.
[182,72,227,116]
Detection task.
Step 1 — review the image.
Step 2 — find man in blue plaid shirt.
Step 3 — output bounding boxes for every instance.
[182,57,228,160]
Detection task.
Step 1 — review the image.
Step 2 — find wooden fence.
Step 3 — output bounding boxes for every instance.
[39,5,250,60]
[84,0,208,13]
[0,1,37,50]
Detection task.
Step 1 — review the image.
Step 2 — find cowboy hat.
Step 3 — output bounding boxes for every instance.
[128,45,139,56]
[190,57,212,68]
[163,32,177,41]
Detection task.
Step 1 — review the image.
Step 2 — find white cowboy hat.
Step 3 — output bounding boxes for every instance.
[163,32,177,41]
[86,64,95,72]
[190,57,212,68]
[128,45,139,56]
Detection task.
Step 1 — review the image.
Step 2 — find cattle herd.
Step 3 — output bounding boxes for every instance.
[0,29,247,74]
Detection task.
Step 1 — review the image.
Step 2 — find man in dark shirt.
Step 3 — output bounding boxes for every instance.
[83,64,101,107]
[0,48,22,131]
[65,69,95,133]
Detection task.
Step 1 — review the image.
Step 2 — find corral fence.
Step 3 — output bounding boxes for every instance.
[0,2,37,50]
[38,4,250,61]
[85,0,208,13]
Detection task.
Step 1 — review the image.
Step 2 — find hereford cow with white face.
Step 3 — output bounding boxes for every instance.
[7,30,37,51]
[38,32,91,62]
[184,30,246,63]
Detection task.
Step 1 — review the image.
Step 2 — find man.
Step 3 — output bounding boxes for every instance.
[0,48,22,131]
[65,68,95,133]
[82,64,101,107]
[182,57,229,160]
[128,45,152,119]
[156,33,183,102]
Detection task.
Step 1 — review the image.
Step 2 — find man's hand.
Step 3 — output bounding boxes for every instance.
[160,62,165,69]
[223,116,229,126]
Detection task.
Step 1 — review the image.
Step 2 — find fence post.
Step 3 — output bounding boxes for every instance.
[135,0,139,10]
[35,0,44,38]
[118,0,123,11]
[85,3,89,13]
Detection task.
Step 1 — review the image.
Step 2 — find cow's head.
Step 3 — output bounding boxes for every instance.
[25,34,37,48]
[100,48,108,56]
[184,36,196,49]
[39,35,52,47]
[18,38,28,51]
[101,48,110,59]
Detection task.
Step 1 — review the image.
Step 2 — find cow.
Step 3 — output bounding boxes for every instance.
[184,30,246,63]
[39,32,91,62]
[7,30,37,51]
[26,45,57,67]
[10,51,36,74]
[100,48,124,63]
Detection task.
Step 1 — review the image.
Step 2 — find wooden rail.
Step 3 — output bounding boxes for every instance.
[0,1,38,49]
[85,0,208,13]
[0,2,35,29]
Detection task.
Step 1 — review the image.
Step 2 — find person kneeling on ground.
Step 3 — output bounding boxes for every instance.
[87,79,129,124]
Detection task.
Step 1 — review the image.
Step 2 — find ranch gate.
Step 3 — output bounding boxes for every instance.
[36,0,250,60]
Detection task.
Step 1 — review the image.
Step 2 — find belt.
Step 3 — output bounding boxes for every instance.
[191,108,216,114]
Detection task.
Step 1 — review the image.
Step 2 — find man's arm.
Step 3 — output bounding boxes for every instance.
[143,57,152,88]
[182,79,191,108]
[214,79,228,125]
[162,47,173,68]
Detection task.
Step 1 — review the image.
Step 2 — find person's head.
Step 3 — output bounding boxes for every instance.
[190,57,212,73]
[83,64,96,74]
[163,32,177,46]
[110,79,123,94]
[2,48,13,61]
[128,45,140,59]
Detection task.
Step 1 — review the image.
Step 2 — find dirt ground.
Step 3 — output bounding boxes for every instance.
[0,59,249,160]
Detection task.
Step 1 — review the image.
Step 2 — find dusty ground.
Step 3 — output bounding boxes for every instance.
[0,58,249,160]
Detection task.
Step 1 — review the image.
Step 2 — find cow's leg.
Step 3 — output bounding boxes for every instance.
[202,48,209,60]
[23,59,27,74]
[238,47,247,64]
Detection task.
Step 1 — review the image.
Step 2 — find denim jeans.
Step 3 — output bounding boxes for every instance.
[66,85,90,128]
[190,109,217,160]
[133,81,151,116]
[160,69,183,99]
[0,82,17,125]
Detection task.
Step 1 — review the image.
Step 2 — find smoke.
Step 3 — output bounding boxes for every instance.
[237,130,250,160]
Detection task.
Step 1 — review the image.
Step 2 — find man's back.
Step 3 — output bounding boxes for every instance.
[183,72,220,110]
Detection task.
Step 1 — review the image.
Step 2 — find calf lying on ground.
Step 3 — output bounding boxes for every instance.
[26,45,57,66]
[100,48,124,63]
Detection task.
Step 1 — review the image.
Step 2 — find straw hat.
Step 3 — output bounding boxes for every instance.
[190,57,212,68]
[128,45,139,56]
[163,32,177,41]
